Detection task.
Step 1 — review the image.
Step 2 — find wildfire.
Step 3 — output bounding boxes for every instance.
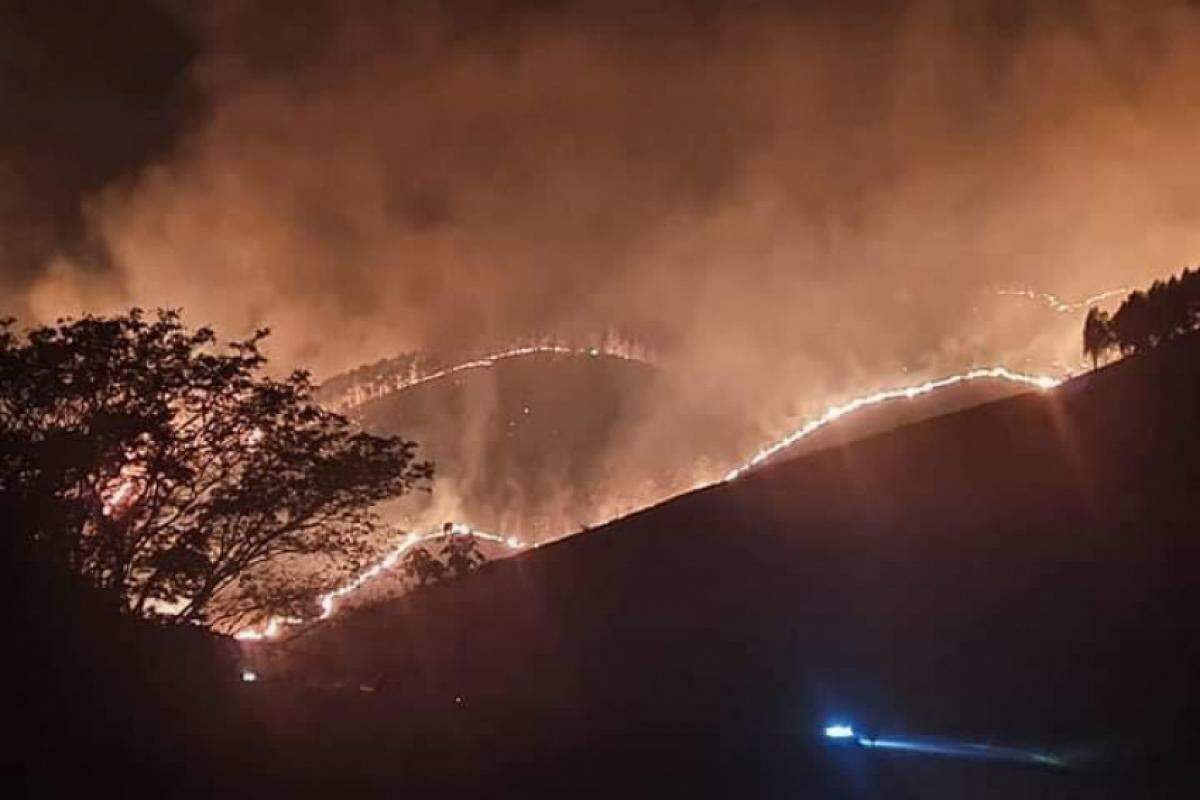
[721,367,1062,481]
[84,321,1074,641]
[235,523,527,641]
[233,366,1065,638]
[997,286,1128,313]
[327,339,655,413]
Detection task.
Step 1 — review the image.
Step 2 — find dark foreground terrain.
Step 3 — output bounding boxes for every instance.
[13,335,1200,797]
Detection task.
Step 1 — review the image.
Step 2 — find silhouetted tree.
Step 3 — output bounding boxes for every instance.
[1083,306,1115,369]
[439,524,487,579]
[399,546,447,586]
[1112,289,1152,354]
[0,310,432,628]
[1085,267,1200,361]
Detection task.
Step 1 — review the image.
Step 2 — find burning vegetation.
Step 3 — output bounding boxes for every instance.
[9,268,1183,636]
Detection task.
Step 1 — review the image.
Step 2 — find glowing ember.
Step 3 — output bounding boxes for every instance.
[997,286,1128,314]
[722,367,1061,481]
[100,460,146,519]
[101,479,138,517]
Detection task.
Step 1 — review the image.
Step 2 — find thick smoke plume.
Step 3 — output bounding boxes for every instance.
[11,2,1200,382]
[7,2,1200,538]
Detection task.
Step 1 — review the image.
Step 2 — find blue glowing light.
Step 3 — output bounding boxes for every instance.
[824,724,856,739]
[820,716,1069,768]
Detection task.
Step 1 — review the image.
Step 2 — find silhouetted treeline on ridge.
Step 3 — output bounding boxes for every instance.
[1084,267,1200,367]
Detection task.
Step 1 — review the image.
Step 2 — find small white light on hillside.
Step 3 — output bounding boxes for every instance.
[824,724,854,739]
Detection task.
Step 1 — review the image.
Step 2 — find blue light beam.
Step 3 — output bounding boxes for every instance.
[854,734,1066,768]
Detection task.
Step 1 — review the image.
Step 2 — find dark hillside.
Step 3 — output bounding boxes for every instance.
[254,333,1200,796]
[5,551,245,795]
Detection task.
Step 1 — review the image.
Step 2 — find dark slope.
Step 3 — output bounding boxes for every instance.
[6,553,243,795]
[253,336,1200,796]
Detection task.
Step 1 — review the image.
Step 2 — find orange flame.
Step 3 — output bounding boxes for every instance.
[235,523,527,641]
[722,366,1061,481]
[328,341,655,413]
[235,365,1063,638]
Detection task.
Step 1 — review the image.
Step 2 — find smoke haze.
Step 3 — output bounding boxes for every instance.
[6,0,1200,436]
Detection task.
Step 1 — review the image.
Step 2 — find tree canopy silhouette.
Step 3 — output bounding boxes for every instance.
[1082,307,1114,369]
[0,309,432,629]
[1082,267,1200,366]
[399,546,448,587]
[398,526,487,588]
[438,524,487,579]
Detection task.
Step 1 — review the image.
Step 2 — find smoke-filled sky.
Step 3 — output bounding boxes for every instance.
[4,0,1200,393]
